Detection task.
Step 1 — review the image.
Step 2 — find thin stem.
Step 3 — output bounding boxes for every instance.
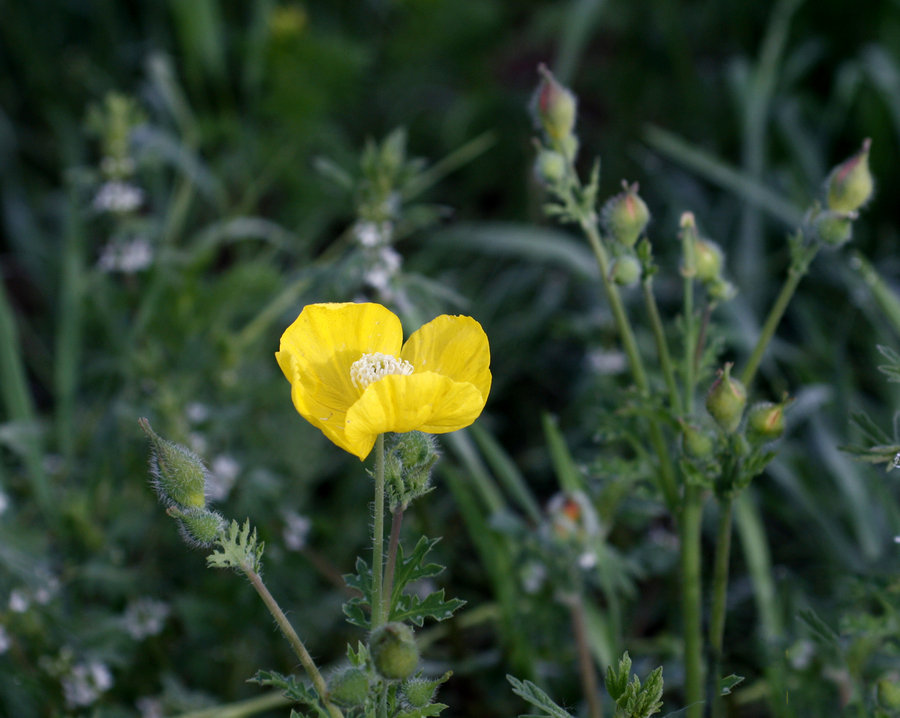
[680,484,704,718]
[243,565,344,718]
[643,277,682,415]
[709,496,734,718]
[582,220,679,510]
[382,505,405,620]
[372,434,386,629]
[568,591,603,718]
[740,257,812,389]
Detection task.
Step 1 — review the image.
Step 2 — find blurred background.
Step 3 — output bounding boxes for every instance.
[2,0,900,715]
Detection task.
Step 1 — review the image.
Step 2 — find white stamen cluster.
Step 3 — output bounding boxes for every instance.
[350,352,414,390]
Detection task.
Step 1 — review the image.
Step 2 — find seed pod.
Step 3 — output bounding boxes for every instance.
[370,622,419,681]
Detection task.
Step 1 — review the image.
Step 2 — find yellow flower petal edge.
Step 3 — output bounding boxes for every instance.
[276,302,491,460]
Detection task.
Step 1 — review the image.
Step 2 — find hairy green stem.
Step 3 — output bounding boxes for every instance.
[569,590,603,718]
[709,496,734,718]
[582,219,679,510]
[382,505,405,621]
[372,434,387,628]
[680,485,704,718]
[643,277,682,415]
[243,565,343,718]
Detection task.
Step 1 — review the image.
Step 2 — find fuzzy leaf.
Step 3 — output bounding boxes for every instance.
[207,519,264,573]
[391,588,466,627]
[507,675,575,718]
[250,670,326,717]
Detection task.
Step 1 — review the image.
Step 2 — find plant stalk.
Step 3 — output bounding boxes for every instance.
[643,277,682,414]
[372,433,387,628]
[680,484,704,718]
[382,505,405,620]
[709,495,734,718]
[569,591,603,718]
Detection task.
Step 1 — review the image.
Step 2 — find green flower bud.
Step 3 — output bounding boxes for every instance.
[532,64,577,141]
[370,622,419,680]
[385,432,440,510]
[534,150,567,186]
[706,277,737,302]
[827,138,873,213]
[403,679,437,708]
[694,239,724,283]
[140,418,209,509]
[328,667,370,707]
[680,421,715,459]
[558,135,579,163]
[813,209,855,248]
[610,255,642,286]
[877,675,900,709]
[705,364,746,434]
[602,182,650,247]
[167,506,225,547]
[746,400,787,442]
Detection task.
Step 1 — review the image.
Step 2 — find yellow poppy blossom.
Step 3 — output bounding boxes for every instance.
[276,302,491,460]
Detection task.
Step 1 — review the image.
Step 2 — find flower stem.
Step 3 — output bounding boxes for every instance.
[568,590,604,718]
[708,495,734,718]
[242,564,344,718]
[582,219,679,511]
[382,505,405,621]
[680,484,704,718]
[372,433,387,629]
[643,276,682,415]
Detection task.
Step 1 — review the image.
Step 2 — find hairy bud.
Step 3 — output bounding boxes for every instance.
[705,364,746,434]
[602,182,650,247]
[370,623,419,680]
[532,64,577,141]
[140,418,209,509]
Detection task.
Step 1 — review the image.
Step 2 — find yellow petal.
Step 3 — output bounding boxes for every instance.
[343,373,487,459]
[400,315,491,402]
[277,302,403,454]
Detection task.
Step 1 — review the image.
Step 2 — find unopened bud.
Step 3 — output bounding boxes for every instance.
[403,679,437,708]
[706,364,746,434]
[140,418,209,509]
[680,421,715,459]
[532,64,577,141]
[813,209,855,248]
[329,667,369,706]
[534,149,567,185]
[370,622,419,680]
[694,239,724,282]
[706,278,737,302]
[602,181,650,247]
[167,506,225,547]
[610,255,642,286]
[746,400,786,442]
[827,138,873,213]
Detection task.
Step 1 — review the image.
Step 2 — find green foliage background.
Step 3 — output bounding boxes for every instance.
[1,0,900,716]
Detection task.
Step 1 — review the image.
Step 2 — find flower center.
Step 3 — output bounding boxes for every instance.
[350,352,414,390]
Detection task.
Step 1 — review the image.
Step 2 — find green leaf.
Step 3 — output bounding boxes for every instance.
[206,519,264,573]
[507,675,575,718]
[249,670,326,717]
[605,651,632,702]
[391,588,466,627]
[719,674,744,696]
[397,703,449,718]
[342,556,374,629]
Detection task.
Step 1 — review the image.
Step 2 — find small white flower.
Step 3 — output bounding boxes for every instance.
[208,455,239,502]
[364,246,402,293]
[97,238,153,274]
[9,589,29,613]
[123,598,170,640]
[282,510,311,551]
[62,660,112,707]
[185,402,210,424]
[93,180,144,214]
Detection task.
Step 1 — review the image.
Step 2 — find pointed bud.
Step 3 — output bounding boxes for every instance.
[532,64,577,141]
[827,139,873,213]
[140,418,209,509]
[694,239,724,283]
[610,255,642,286]
[328,667,370,706]
[602,181,650,247]
[746,399,788,442]
[370,622,419,680]
[705,364,746,434]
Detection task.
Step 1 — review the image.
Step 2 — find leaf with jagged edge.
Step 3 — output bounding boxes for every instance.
[396,703,449,718]
[386,537,465,627]
[391,589,466,627]
[249,670,327,718]
[207,519,264,573]
[342,556,374,628]
[507,675,575,718]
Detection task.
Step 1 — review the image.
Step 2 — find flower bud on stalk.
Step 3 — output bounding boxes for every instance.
[167,506,225,547]
[602,182,650,247]
[610,255,642,286]
[534,149,567,185]
[826,138,874,213]
[746,399,788,443]
[705,364,746,434]
[139,418,210,509]
[328,667,369,706]
[532,64,577,142]
[813,209,856,248]
[680,421,715,459]
[694,238,724,283]
[370,622,419,680]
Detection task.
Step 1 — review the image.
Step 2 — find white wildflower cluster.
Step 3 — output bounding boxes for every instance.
[354,220,392,248]
[97,237,153,273]
[282,509,311,551]
[93,180,144,214]
[122,597,170,640]
[364,246,402,294]
[62,659,113,708]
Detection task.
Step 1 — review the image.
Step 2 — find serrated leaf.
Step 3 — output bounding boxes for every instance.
[207,519,264,573]
[397,703,449,718]
[507,675,575,718]
[342,556,374,629]
[391,589,466,627]
[249,670,322,711]
[390,537,444,604]
[849,410,892,444]
[605,652,632,702]
[719,674,744,696]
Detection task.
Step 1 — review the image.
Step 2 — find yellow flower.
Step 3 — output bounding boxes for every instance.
[276,302,491,460]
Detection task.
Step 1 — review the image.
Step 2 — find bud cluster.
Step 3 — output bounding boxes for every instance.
[140,418,225,547]
[384,431,440,510]
[680,212,735,302]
